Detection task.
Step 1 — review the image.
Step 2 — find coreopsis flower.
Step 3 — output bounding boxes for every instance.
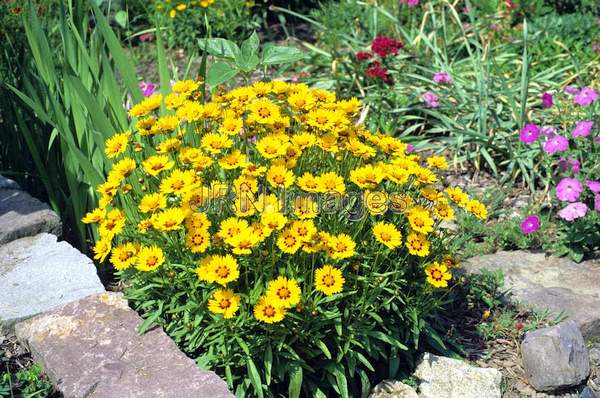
[372,222,402,249]
[519,123,540,144]
[208,289,240,319]
[572,121,594,138]
[557,202,588,221]
[425,262,452,288]
[556,178,582,202]
[142,155,175,176]
[520,215,540,235]
[543,135,568,155]
[110,243,138,270]
[540,92,553,108]
[433,72,452,85]
[266,277,301,308]
[314,265,345,296]
[371,36,403,58]
[138,193,167,213]
[104,131,130,158]
[405,232,430,257]
[136,245,165,271]
[93,238,112,262]
[326,234,356,260]
[82,207,105,224]
[254,296,286,324]
[574,86,598,106]
[466,200,487,220]
[407,206,434,234]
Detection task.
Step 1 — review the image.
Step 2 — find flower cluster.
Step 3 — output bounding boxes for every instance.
[85,80,486,328]
[356,36,404,84]
[157,0,216,19]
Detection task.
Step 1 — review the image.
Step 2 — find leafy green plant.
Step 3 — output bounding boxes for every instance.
[0,364,54,398]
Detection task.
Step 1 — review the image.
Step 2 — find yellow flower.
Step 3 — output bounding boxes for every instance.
[247,98,281,125]
[209,255,240,285]
[427,156,448,170]
[315,265,345,296]
[441,255,461,269]
[155,116,180,133]
[293,195,319,219]
[110,243,138,270]
[219,150,246,170]
[186,228,210,253]
[169,9,176,18]
[266,164,295,189]
[405,232,430,257]
[136,245,165,272]
[256,135,286,159]
[99,209,126,238]
[151,207,185,231]
[218,217,249,242]
[159,169,198,196]
[326,233,356,260]
[364,190,389,215]
[172,79,199,95]
[208,289,240,319]
[261,211,287,231]
[466,199,487,220]
[445,187,469,207]
[219,116,243,136]
[242,163,267,177]
[296,172,320,192]
[139,193,167,213]
[110,157,136,180]
[266,276,301,308]
[201,133,233,154]
[142,155,175,177]
[317,171,345,195]
[128,94,162,118]
[407,206,434,235]
[227,229,260,255]
[93,237,112,262]
[290,220,317,242]
[277,228,303,254]
[185,212,212,231]
[350,164,385,189]
[425,262,452,288]
[372,222,402,249]
[291,132,316,149]
[82,207,105,224]
[104,131,130,158]
[254,296,286,324]
[434,201,455,221]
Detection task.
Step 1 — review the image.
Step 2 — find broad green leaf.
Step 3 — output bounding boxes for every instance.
[206,62,239,88]
[246,358,264,398]
[199,38,240,59]
[288,365,303,398]
[262,45,306,65]
[114,10,127,28]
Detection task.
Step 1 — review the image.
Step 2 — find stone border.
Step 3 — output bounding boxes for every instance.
[0,174,233,397]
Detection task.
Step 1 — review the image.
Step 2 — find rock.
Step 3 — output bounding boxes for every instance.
[464,251,600,339]
[581,387,598,398]
[0,189,61,244]
[0,175,19,190]
[521,321,590,392]
[0,233,104,331]
[589,344,600,364]
[414,353,502,398]
[369,380,418,398]
[15,292,233,398]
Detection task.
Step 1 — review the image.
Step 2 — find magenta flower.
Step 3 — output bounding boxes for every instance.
[574,86,598,106]
[564,85,580,95]
[543,135,569,155]
[400,0,420,6]
[371,36,403,58]
[519,123,540,144]
[139,81,157,97]
[559,158,581,174]
[556,177,583,202]
[542,126,557,138]
[558,202,588,221]
[572,121,594,138]
[406,144,415,152]
[541,92,553,108]
[586,180,600,193]
[356,51,373,61]
[422,91,439,108]
[433,72,453,85]
[520,215,540,234]
[596,194,600,212]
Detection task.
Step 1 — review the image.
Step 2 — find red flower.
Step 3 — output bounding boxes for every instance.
[356,51,373,61]
[516,322,524,330]
[371,36,403,58]
[366,63,392,84]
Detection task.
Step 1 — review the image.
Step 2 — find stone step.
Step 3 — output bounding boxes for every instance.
[15,292,234,398]
[464,250,600,339]
[0,175,20,190]
[0,188,61,244]
[0,233,105,332]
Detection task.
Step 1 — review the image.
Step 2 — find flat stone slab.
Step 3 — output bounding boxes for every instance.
[15,292,233,398]
[0,189,61,244]
[0,175,20,190]
[0,233,104,331]
[464,251,600,339]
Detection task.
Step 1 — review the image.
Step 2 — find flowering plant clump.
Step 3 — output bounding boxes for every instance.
[518,83,599,261]
[356,35,404,85]
[84,80,486,396]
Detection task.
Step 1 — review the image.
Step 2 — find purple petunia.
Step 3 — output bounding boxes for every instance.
[586,180,600,193]
[519,123,540,144]
[542,126,557,138]
[543,135,569,155]
[558,158,581,174]
[572,121,594,138]
[558,202,588,221]
[574,86,598,106]
[556,177,583,202]
[520,215,541,234]
[433,72,453,85]
[541,92,553,108]
[422,91,439,108]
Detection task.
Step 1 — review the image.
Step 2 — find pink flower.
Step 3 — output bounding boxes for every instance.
[542,126,557,138]
[559,158,581,174]
[543,135,568,155]
[564,85,580,95]
[139,81,157,97]
[574,86,598,106]
[406,144,415,152]
[422,91,439,108]
[400,0,420,6]
[520,215,540,234]
[556,177,582,202]
[366,63,392,84]
[356,51,373,61]
[586,180,600,193]
[433,72,453,85]
[595,194,600,212]
[371,36,403,58]
[541,92,553,108]
[558,202,588,221]
[572,121,594,138]
[519,123,540,144]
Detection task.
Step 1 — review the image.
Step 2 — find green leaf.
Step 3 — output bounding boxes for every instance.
[333,368,349,398]
[137,302,163,335]
[288,364,303,398]
[262,45,306,65]
[366,331,408,351]
[199,38,240,58]
[206,62,239,88]
[264,345,272,385]
[246,358,264,398]
[236,31,260,72]
[316,339,332,359]
[114,10,127,28]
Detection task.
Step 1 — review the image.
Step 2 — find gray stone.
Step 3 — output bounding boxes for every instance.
[0,233,104,331]
[581,387,598,398]
[370,380,418,398]
[414,353,502,398]
[589,344,600,364]
[464,251,600,339]
[521,321,590,392]
[0,175,19,190]
[0,189,61,244]
[15,292,233,398]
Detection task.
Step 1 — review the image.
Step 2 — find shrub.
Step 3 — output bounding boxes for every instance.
[84,80,487,396]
